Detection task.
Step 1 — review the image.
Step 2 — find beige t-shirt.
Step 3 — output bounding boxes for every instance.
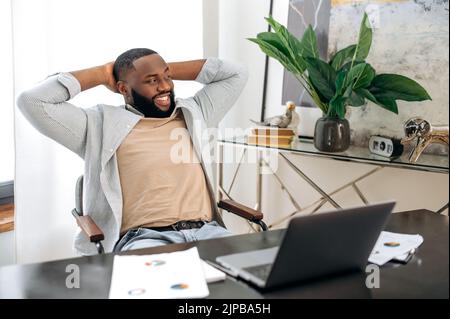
[117,109,213,234]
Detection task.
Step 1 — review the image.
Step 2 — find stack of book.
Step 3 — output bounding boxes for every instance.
[247,127,295,147]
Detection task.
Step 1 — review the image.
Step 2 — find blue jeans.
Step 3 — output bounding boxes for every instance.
[114,221,232,252]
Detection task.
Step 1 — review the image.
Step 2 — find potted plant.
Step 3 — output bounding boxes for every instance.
[249,13,431,152]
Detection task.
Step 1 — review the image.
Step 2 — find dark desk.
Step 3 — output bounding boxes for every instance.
[0,210,448,299]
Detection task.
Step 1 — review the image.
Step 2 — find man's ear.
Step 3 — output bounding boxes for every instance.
[117,81,129,96]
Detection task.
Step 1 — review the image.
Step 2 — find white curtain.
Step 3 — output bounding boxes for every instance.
[13,0,204,263]
[0,1,14,183]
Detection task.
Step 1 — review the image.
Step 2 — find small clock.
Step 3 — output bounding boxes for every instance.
[369,135,404,158]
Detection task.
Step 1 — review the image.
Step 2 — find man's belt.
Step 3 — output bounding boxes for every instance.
[147,220,207,232]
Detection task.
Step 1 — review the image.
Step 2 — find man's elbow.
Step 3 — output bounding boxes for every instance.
[17,91,33,114]
[16,91,45,120]
[234,62,249,90]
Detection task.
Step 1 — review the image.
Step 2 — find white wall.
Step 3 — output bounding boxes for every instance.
[203,0,219,58]
[216,0,448,234]
[217,0,269,232]
[0,231,14,266]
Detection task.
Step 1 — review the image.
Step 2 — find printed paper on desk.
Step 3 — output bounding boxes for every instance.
[369,231,424,266]
[202,260,226,283]
[109,247,209,299]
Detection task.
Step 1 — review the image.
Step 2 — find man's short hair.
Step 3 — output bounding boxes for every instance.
[113,48,158,81]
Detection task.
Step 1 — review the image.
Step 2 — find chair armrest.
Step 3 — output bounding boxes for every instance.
[218,199,263,222]
[71,210,104,243]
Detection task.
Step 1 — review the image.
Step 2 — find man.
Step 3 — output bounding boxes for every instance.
[17,48,248,255]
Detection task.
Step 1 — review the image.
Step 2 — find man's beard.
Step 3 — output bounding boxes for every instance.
[131,89,176,118]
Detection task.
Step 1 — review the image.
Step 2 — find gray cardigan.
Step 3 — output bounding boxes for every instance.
[17,58,248,255]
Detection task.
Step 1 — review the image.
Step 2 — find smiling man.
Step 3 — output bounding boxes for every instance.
[114,49,178,117]
[17,48,248,255]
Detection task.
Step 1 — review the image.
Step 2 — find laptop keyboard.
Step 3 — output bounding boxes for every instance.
[243,264,272,281]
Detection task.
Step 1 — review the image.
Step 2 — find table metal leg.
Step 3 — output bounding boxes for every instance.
[217,146,265,233]
[309,199,328,215]
[217,142,224,203]
[352,183,369,205]
[227,148,247,195]
[280,153,341,209]
[220,141,447,229]
[260,158,303,214]
[267,165,383,228]
[436,203,449,215]
[255,149,262,211]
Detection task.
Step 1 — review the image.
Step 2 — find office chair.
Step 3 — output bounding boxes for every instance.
[71,175,268,254]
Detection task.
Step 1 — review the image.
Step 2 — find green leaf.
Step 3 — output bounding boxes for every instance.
[264,16,307,73]
[352,13,373,64]
[347,91,366,106]
[330,45,357,71]
[376,98,399,114]
[356,88,399,114]
[369,74,432,101]
[355,88,377,103]
[265,15,283,33]
[331,61,375,110]
[354,64,375,89]
[339,60,363,73]
[335,71,347,95]
[328,95,347,119]
[342,82,353,99]
[306,57,337,101]
[301,25,320,59]
[345,63,375,89]
[256,32,290,57]
[248,38,298,73]
[310,89,329,114]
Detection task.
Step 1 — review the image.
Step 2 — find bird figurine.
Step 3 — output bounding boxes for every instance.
[250,101,300,132]
[287,101,300,135]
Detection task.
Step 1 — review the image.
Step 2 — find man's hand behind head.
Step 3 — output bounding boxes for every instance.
[103,62,119,93]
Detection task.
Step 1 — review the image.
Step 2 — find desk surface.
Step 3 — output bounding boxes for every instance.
[0,210,448,299]
[219,136,449,174]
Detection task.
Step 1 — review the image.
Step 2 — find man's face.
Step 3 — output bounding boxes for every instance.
[119,54,176,118]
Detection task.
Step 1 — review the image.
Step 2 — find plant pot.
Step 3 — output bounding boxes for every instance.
[314,117,351,152]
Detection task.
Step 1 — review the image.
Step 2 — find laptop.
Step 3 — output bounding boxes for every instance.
[216,202,395,290]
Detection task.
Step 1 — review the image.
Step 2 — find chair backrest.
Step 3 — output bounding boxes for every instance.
[75,175,84,216]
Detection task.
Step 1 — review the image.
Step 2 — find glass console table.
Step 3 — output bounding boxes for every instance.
[217,136,449,229]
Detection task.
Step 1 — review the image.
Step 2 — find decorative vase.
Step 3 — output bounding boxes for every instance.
[314,117,351,152]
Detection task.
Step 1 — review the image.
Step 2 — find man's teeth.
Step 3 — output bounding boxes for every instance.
[155,96,169,102]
